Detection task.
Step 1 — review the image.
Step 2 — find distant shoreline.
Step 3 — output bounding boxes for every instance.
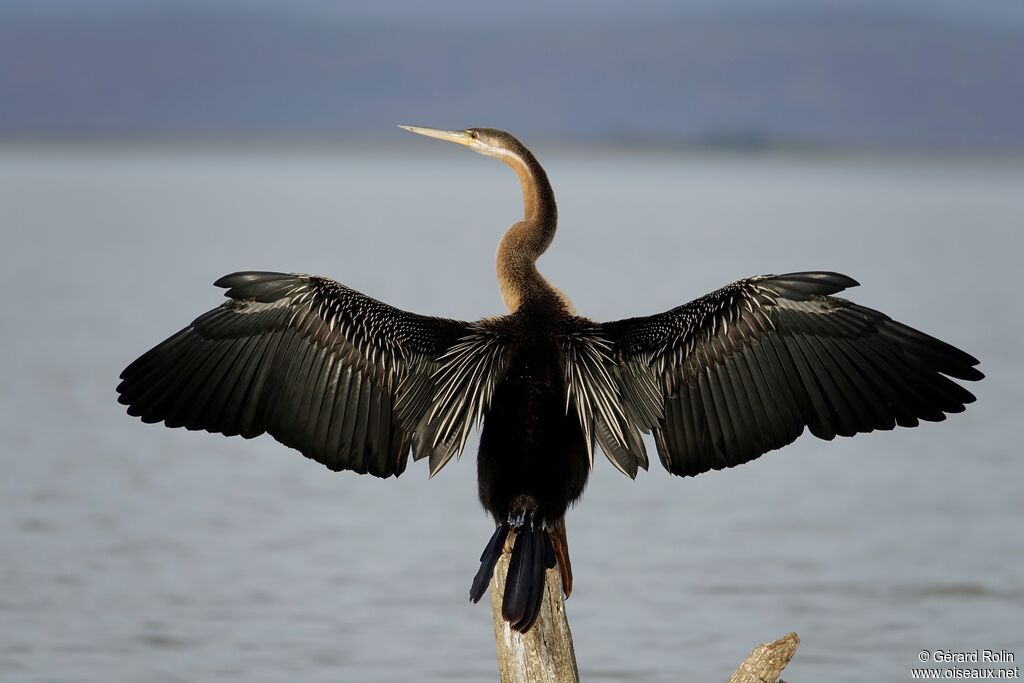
[3,135,1023,165]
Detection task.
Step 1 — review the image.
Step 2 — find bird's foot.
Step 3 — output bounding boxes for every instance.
[507,509,543,532]
[504,512,572,597]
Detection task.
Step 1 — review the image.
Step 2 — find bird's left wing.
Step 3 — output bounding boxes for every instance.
[118,272,508,478]
[598,272,982,477]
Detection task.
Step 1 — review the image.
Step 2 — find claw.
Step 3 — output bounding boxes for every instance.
[509,510,527,529]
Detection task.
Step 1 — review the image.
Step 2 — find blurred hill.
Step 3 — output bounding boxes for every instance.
[2,2,1022,151]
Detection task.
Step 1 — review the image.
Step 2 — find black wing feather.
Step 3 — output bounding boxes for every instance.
[118,272,469,478]
[601,271,982,477]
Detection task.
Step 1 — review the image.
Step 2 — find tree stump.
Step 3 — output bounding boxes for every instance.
[489,550,579,683]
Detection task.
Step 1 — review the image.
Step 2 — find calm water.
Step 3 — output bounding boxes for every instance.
[1,147,1021,682]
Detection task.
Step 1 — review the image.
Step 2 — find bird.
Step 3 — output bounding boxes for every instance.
[117,126,983,633]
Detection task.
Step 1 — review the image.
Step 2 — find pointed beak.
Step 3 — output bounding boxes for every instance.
[399,125,474,147]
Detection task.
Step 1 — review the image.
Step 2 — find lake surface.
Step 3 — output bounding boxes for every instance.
[1,147,1021,682]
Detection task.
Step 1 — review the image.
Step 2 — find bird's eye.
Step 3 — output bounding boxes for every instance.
[470,131,480,140]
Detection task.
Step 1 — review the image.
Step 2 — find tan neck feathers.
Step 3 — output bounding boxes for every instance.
[492,144,571,313]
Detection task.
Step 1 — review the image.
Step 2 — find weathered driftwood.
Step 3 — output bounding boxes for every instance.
[489,550,579,683]
[727,631,801,683]
[489,542,798,683]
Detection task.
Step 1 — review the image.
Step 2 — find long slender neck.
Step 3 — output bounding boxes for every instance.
[510,146,556,226]
[494,144,568,313]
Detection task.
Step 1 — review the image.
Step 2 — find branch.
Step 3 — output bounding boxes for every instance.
[727,632,801,683]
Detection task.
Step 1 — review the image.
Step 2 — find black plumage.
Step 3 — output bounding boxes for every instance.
[118,127,982,634]
[601,272,981,477]
[119,272,468,477]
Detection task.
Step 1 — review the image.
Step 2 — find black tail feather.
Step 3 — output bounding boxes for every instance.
[543,532,556,570]
[469,521,510,603]
[502,526,535,627]
[510,533,539,632]
[509,528,552,632]
[501,524,557,633]
[470,519,559,633]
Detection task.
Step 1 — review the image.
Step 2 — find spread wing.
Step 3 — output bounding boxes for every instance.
[117,272,507,478]
[599,271,983,477]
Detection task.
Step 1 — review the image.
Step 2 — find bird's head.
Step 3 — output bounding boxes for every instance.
[399,125,524,162]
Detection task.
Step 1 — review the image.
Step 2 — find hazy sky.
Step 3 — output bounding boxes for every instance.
[2,1,1022,150]
[3,0,1024,24]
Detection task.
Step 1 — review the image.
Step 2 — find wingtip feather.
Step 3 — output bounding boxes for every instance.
[214,271,291,289]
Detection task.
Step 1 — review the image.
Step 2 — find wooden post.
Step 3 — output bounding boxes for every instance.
[489,551,579,683]
[727,632,801,683]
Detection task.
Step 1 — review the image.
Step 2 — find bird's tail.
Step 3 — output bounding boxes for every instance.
[470,515,558,633]
[469,521,510,605]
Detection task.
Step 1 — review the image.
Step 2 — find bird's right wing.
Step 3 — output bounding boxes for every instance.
[599,272,982,477]
[118,272,508,478]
